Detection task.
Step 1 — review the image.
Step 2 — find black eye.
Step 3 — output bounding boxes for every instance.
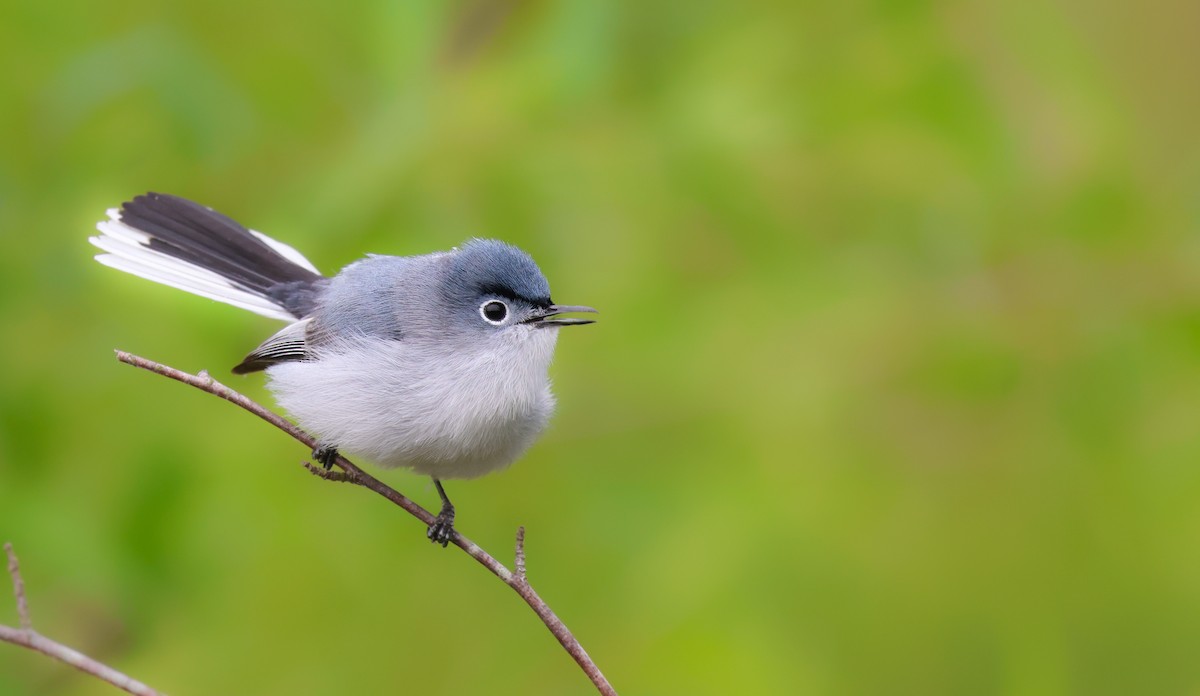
[480,300,508,324]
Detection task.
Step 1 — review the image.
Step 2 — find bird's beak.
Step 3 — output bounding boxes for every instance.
[524,304,599,327]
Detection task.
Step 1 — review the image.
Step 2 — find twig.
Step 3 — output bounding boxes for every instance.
[6,542,31,630]
[303,461,354,483]
[114,350,617,696]
[515,526,528,582]
[0,543,164,696]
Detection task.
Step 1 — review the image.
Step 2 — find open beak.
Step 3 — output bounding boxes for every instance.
[524,304,599,327]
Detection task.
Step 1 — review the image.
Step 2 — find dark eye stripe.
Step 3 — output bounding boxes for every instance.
[477,283,551,307]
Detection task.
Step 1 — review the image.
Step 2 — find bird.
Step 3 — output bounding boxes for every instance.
[90,192,597,545]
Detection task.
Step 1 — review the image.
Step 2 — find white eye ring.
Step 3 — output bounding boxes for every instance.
[479,300,509,325]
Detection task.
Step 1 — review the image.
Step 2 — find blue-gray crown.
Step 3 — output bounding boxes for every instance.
[446,239,552,306]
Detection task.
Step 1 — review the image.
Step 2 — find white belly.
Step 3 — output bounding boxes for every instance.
[265,330,558,479]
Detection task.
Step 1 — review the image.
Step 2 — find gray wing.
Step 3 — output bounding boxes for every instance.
[232,319,312,374]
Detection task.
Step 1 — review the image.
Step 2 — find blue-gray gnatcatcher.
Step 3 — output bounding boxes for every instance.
[90,192,597,545]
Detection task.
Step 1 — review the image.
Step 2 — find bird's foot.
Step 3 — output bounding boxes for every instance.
[312,444,340,470]
[427,506,456,547]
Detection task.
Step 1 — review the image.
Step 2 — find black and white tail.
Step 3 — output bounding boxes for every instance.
[90,193,327,321]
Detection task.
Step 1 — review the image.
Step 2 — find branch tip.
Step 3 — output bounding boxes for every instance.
[4,542,30,631]
[303,461,354,482]
[515,526,527,582]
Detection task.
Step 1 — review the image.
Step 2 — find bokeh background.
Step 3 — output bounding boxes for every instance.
[2,1,1199,694]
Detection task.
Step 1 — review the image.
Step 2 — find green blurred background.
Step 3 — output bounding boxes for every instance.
[2,1,1199,694]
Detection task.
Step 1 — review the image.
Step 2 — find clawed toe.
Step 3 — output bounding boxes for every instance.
[312,444,339,470]
[427,513,456,547]
[427,478,457,547]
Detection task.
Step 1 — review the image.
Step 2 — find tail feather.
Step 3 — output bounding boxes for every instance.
[246,229,322,276]
[90,193,326,320]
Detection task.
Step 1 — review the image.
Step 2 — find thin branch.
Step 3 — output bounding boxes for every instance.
[6,542,31,630]
[115,350,617,696]
[303,461,354,483]
[515,526,528,583]
[1,543,164,696]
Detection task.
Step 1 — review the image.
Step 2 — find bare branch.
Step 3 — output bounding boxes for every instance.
[0,543,164,696]
[6,542,31,630]
[515,526,528,583]
[115,350,617,696]
[303,461,354,483]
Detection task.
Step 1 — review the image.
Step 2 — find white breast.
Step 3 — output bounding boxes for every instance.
[266,327,559,479]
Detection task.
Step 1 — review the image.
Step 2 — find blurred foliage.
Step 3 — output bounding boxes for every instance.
[2,0,1200,694]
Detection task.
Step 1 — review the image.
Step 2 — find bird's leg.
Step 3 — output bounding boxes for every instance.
[312,443,340,470]
[427,478,457,547]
